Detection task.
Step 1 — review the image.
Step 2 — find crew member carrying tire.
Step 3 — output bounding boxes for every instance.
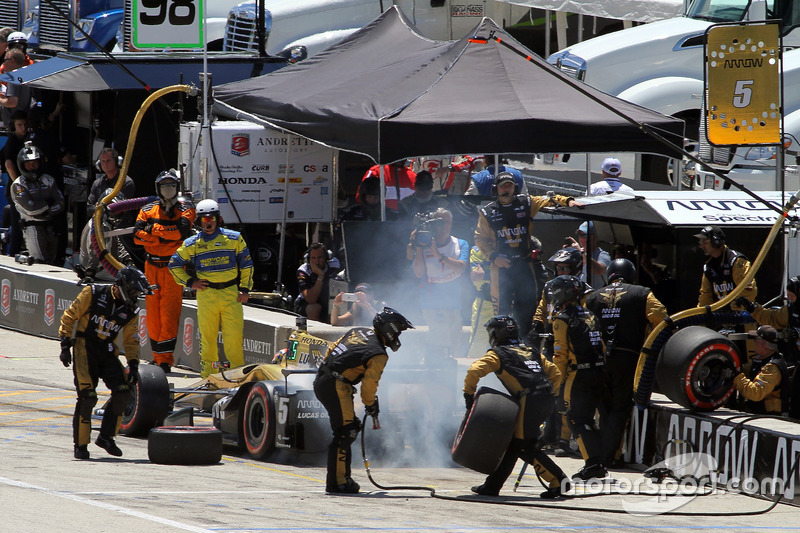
[550,275,608,481]
[58,266,152,459]
[169,199,254,378]
[464,315,569,498]
[134,170,195,373]
[313,307,413,494]
[585,259,668,466]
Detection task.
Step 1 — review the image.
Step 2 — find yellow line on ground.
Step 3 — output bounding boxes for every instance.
[0,395,75,405]
[0,415,72,425]
[221,457,325,483]
[0,405,73,416]
[0,391,37,397]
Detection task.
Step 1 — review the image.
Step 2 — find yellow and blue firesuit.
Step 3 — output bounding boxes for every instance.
[169,227,254,377]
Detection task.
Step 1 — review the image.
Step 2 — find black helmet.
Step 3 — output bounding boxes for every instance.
[485,315,519,347]
[549,275,582,309]
[17,142,42,180]
[155,169,180,198]
[606,258,636,283]
[549,247,583,276]
[115,266,152,306]
[373,307,413,352]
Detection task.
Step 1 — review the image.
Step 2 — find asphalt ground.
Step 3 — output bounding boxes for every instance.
[2,327,799,532]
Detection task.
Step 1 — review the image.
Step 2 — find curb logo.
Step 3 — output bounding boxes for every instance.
[1,279,10,316]
[183,317,195,355]
[44,289,55,326]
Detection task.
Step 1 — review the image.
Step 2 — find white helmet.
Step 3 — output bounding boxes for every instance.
[7,32,28,50]
[196,199,220,217]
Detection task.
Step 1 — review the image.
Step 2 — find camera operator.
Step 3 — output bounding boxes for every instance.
[407,208,469,364]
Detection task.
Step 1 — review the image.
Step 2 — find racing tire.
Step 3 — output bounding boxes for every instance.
[147,426,222,465]
[656,326,743,411]
[242,382,276,460]
[451,387,519,474]
[120,364,170,436]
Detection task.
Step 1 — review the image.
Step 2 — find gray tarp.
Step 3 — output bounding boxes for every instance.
[213,7,685,164]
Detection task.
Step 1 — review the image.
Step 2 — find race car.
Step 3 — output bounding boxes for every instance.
[113,327,335,460]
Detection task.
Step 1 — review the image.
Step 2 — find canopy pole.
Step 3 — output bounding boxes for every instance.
[277,139,292,288]
[379,165,386,221]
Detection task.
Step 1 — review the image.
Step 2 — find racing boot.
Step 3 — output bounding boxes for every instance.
[326,477,360,494]
[470,484,500,497]
[96,434,123,457]
[540,479,571,499]
[159,363,171,374]
[572,463,607,481]
[74,445,90,460]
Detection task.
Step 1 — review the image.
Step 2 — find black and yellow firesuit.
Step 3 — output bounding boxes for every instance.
[59,284,140,450]
[585,280,667,464]
[314,327,386,492]
[474,192,573,337]
[734,352,787,415]
[464,343,567,496]
[552,303,606,470]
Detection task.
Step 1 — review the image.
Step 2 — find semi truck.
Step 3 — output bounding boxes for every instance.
[545,0,800,188]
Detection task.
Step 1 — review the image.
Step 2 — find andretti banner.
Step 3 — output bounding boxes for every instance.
[624,398,800,506]
[0,258,314,371]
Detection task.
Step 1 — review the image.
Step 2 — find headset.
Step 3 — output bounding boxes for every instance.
[491,171,520,196]
[304,243,334,264]
[95,148,123,172]
[701,225,725,248]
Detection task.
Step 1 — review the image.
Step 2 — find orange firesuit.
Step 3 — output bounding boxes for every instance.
[134,199,195,366]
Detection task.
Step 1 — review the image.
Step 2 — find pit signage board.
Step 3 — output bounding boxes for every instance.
[133,0,204,49]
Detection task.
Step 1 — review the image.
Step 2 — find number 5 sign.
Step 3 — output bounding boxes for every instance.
[133,0,204,49]
[705,22,781,146]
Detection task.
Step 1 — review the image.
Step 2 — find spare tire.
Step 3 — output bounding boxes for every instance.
[148,426,222,465]
[451,387,519,474]
[120,364,170,436]
[657,326,743,411]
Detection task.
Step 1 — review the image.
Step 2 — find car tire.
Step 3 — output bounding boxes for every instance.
[120,364,170,436]
[657,325,743,411]
[242,382,276,460]
[451,387,519,474]
[148,426,222,465]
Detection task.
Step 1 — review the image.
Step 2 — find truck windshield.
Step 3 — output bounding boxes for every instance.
[687,0,751,22]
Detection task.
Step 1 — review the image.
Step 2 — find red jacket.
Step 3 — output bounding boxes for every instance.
[359,164,417,210]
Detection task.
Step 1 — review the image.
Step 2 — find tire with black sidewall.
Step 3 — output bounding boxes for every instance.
[657,325,743,411]
[242,382,276,460]
[451,387,519,474]
[148,426,222,465]
[120,364,170,436]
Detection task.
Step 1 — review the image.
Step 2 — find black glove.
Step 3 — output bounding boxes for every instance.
[365,397,380,418]
[59,337,72,367]
[464,392,474,411]
[555,393,567,414]
[735,296,757,313]
[127,359,139,385]
[177,217,192,237]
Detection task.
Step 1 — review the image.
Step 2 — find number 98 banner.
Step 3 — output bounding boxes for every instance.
[133,0,204,49]
[705,22,781,146]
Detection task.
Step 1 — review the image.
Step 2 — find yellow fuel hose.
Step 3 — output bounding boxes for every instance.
[633,189,800,405]
[93,84,196,273]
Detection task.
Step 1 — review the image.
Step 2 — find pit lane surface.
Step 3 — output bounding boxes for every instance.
[1,328,799,532]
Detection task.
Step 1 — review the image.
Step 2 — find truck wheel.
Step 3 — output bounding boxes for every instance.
[148,426,222,465]
[120,364,170,436]
[451,387,519,474]
[657,326,743,411]
[242,382,276,460]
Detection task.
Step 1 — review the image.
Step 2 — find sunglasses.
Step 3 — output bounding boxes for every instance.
[201,215,216,222]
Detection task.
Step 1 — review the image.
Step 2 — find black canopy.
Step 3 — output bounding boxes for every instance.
[214,7,685,164]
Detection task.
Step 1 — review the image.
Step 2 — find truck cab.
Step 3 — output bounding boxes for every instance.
[12,0,123,53]
[546,0,800,187]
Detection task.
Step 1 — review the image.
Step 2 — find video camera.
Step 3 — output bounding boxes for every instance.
[412,212,445,247]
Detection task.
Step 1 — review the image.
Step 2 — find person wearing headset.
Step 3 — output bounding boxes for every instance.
[294,242,341,323]
[695,225,757,310]
[86,147,136,217]
[134,170,195,373]
[169,199,253,379]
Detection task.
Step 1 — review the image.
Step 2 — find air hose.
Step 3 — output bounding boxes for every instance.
[634,189,800,406]
[88,196,157,277]
[359,415,794,514]
[93,84,197,273]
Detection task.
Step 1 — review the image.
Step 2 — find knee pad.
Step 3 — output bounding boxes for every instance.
[109,384,132,414]
[336,420,361,448]
[78,390,98,421]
